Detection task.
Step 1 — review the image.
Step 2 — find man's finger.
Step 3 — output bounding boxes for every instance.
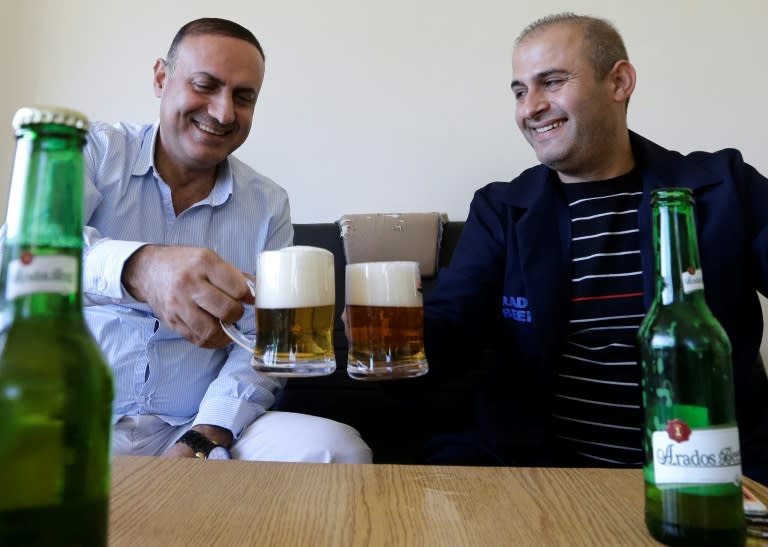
[206,260,252,301]
[193,286,246,325]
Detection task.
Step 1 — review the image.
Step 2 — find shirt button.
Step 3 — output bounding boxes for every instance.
[137,396,147,404]
[97,278,108,292]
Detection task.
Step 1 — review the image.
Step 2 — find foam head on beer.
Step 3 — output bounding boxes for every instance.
[256,246,335,308]
[345,261,422,307]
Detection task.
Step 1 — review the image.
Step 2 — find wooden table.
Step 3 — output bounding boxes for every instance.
[109,455,768,546]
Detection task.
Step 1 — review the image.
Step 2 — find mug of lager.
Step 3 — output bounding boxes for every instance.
[221,246,336,377]
[345,261,429,380]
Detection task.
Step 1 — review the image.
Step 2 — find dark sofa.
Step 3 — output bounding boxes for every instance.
[275,221,479,463]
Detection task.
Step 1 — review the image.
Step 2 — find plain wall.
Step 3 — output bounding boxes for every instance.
[1,0,767,363]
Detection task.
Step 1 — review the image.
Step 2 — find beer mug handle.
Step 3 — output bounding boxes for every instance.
[220,320,256,354]
[219,278,256,354]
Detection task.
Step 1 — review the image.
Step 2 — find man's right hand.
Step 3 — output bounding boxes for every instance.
[121,245,254,348]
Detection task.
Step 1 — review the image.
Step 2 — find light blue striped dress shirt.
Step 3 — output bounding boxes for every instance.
[82,121,293,437]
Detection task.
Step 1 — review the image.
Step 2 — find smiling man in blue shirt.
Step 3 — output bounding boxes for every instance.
[81,18,371,462]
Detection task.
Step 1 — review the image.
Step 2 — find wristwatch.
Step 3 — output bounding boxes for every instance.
[176,429,230,460]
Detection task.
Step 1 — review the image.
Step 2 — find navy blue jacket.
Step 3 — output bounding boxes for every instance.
[425,132,768,481]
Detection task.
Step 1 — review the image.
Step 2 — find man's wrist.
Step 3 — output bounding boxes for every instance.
[176,429,229,460]
[192,424,233,448]
[121,244,154,301]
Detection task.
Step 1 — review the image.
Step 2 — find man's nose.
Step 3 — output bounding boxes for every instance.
[209,92,236,125]
[519,88,549,120]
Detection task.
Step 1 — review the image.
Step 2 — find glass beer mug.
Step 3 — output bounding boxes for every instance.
[345,261,429,380]
[221,246,336,377]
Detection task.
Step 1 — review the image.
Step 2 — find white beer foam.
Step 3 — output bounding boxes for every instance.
[256,246,335,309]
[345,261,423,307]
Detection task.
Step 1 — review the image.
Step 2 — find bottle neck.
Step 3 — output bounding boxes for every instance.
[1,126,86,318]
[652,192,706,306]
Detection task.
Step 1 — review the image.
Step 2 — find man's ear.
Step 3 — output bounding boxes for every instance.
[610,59,636,104]
[153,58,168,98]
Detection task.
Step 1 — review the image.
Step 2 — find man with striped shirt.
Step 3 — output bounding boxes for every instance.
[81,18,371,463]
[424,12,768,483]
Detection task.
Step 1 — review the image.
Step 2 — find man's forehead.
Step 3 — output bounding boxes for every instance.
[512,24,585,77]
[173,34,264,78]
[176,34,263,63]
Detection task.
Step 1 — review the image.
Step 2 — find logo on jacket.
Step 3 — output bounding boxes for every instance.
[502,296,532,323]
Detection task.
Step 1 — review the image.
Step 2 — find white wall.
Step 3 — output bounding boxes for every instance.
[2,0,767,362]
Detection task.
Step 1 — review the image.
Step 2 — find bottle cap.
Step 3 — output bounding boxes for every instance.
[12,106,89,133]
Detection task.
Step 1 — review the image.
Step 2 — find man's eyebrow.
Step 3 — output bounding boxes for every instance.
[510,68,569,88]
[190,71,222,83]
[191,71,257,94]
[536,69,569,80]
[235,86,258,98]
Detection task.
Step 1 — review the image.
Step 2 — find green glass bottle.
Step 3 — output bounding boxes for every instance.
[0,106,114,545]
[637,188,745,546]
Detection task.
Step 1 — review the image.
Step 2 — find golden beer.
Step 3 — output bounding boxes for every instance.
[345,261,429,380]
[255,304,335,370]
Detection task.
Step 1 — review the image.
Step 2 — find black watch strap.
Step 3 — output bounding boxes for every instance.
[176,429,221,460]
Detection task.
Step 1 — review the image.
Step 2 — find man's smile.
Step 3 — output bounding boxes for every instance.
[530,120,565,134]
[193,120,231,137]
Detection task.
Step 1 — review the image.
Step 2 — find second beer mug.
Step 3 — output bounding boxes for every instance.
[221,246,336,377]
[345,261,429,380]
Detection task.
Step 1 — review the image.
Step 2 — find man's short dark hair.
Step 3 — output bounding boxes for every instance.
[516,13,628,80]
[165,17,265,73]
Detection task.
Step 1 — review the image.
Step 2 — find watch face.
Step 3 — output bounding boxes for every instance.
[207,447,232,460]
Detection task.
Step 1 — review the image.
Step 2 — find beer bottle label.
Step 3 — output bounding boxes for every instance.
[6,254,78,300]
[652,424,741,484]
[681,267,704,294]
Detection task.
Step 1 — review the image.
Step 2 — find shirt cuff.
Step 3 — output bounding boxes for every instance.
[194,394,271,439]
[84,238,147,303]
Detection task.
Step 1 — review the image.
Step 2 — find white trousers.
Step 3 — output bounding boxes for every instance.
[112,412,373,463]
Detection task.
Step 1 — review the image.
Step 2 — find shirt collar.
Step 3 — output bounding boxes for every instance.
[130,121,157,177]
[132,121,234,207]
